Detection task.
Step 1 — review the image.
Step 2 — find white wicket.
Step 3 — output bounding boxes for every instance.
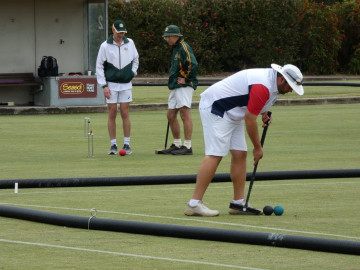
[84,117,90,137]
[88,130,94,157]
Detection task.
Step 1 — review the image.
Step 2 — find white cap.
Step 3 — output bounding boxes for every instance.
[271,63,304,95]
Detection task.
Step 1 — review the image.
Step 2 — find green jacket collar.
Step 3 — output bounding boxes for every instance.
[173,36,184,46]
[107,35,130,45]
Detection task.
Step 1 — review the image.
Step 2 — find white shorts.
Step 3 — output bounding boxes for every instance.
[106,89,133,104]
[168,86,194,109]
[199,106,247,156]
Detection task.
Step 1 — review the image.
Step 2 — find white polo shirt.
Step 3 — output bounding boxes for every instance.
[200,68,279,121]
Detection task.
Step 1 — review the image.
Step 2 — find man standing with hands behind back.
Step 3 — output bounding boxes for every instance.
[96,19,139,155]
[161,25,198,155]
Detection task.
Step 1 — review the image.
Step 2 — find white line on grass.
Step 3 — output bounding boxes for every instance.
[1,202,359,241]
[0,238,266,270]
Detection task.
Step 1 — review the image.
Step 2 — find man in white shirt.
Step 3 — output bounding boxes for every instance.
[184,64,304,216]
[96,19,139,155]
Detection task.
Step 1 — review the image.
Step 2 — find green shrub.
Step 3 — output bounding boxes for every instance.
[215,0,303,69]
[336,0,360,74]
[108,0,360,75]
[297,0,343,74]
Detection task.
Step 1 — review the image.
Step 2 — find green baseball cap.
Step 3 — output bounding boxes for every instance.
[162,25,182,37]
[113,19,127,33]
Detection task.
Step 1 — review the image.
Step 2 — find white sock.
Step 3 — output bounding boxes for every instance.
[232,199,244,205]
[184,140,191,149]
[111,139,117,146]
[189,199,200,207]
[124,137,130,146]
[174,139,182,147]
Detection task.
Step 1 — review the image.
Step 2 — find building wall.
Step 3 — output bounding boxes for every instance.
[0,0,36,73]
[0,0,84,75]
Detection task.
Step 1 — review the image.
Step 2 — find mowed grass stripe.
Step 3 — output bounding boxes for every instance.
[0,239,265,270]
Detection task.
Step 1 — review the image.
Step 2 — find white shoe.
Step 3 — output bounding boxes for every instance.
[122,144,132,155]
[108,144,117,155]
[184,201,219,217]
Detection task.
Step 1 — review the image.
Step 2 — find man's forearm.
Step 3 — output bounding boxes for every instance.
[245,111,260,148]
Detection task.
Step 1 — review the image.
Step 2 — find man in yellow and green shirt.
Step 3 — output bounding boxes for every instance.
[162,25,198,155]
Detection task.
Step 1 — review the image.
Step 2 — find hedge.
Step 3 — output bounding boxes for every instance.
[108,0,360,75]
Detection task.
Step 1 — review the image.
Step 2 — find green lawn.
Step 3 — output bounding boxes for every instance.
[0,103,360,269]
[0,104,359,179]
[131,81,360,104]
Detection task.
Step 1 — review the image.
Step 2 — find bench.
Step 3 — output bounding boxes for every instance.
[0,73,43,106]
[0,73,42,88]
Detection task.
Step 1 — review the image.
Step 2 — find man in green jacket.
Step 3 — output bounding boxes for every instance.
[162,25,198,155]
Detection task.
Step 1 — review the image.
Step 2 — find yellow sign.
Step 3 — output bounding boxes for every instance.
[60,82,85,94]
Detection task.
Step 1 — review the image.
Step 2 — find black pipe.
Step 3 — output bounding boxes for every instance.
[133,82,360,87]
[0,169,359,189]
[302,82,360,87]
[0,205,359,255]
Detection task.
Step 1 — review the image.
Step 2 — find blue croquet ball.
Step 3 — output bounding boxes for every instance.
[274,205,284,216]
[263,205,273,216]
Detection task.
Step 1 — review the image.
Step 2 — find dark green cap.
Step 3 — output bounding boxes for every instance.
[162,25,182,37]
[113,20,127,33]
